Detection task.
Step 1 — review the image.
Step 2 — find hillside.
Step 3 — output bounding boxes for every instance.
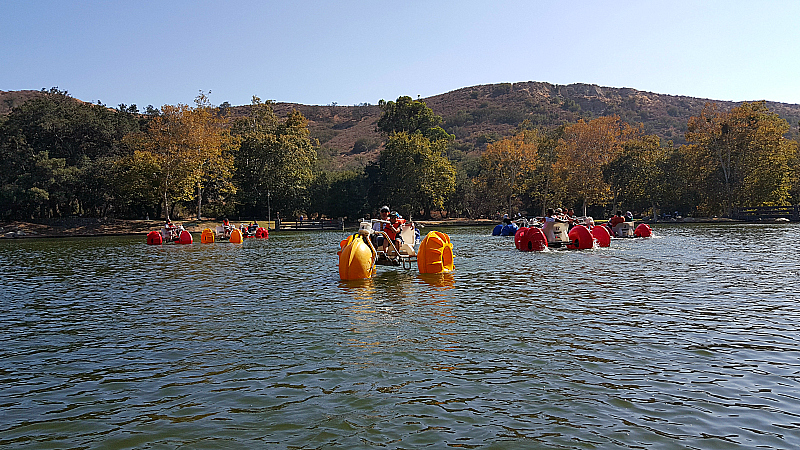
[4,82,800,170]
[256,81,800,170]
[0,89,45,114]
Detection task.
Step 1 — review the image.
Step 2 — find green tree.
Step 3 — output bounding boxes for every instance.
[379,132,456,218]
[0,88,143,218]
[232,97,316,220]
[377,96,449,140]
[604,135,666,218]
[309,170,368,219]
[375,95,456,218]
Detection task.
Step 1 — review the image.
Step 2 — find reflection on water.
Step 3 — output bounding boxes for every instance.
[2,224,800,449]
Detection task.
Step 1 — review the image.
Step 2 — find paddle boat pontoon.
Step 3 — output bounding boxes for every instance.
[146,223,193,245]
[511,216,616,251]
[609,221,651,238]
[338,218,454,280]
[204,223,267,244]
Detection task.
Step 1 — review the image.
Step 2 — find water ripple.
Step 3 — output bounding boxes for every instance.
[2,225,800,448]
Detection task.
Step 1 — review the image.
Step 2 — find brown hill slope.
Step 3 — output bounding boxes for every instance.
[262,81,800,169]
[0,89,45,114]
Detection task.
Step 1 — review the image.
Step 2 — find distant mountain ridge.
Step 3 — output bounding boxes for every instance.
[5,82,800,170]
[261,81,800,169]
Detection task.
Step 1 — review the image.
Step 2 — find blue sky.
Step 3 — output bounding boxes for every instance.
[2,1,799,108]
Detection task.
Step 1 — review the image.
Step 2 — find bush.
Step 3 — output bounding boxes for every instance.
[352,138,379,154]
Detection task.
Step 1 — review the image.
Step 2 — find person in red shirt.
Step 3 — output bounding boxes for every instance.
[609,210,625,227]
[383,212,404,253]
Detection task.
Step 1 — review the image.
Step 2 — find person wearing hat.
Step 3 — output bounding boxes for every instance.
[384,211,404,253]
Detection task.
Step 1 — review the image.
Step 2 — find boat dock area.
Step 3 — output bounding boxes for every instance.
[275,218,345,231]
[730,205,799,222]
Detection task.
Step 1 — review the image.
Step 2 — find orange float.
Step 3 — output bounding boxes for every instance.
[339,234,376,280]
[201,228,215,243]
[417,231,454,274]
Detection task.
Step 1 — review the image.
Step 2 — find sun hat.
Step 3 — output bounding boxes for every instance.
[380,206,390,213]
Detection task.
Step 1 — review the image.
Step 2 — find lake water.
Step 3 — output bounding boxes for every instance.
[2,223,800,449]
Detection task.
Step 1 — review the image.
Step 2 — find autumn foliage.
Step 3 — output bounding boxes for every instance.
[1,90,798,222]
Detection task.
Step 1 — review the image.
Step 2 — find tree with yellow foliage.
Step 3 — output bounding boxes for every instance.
[552,116,640,215]
[684,101,797,215]
[480,129,541,216]
[124,92,235,220]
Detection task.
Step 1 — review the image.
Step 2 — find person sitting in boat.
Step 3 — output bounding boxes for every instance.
[625,211,634,222]
[163,220,178,241]
[372,206,391,248]
[383,211,404,253]
[609,210,626,227]
[248,222,259,234]
[564,208,577,229]
[222,218,233,238]
[541,208,567,241]
[543,208,567,226]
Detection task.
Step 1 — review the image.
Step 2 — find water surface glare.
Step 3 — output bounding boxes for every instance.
[1,223,800,449]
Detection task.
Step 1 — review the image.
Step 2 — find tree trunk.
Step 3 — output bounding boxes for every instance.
[542,175,550,217]
[196,182,203,220]
[164,190,170,221]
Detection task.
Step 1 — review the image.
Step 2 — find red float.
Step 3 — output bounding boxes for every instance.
[567,225,594,250]
[590,225,611,247]
[634,223,652,238]
[178,230,193,244]
[514,227,528,251]
[146,230,163,245]
[515,227,547,251]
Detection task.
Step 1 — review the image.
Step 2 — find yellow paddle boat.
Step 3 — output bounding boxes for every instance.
[338,218,454,280]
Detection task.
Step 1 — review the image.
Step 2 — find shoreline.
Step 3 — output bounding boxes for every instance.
[0,216,779,240]
[0,216,780,240]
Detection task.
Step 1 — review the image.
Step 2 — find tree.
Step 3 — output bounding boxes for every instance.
[0,88,144,218]
[378,132,456,218]
[374,95,457,218]
[308,170,368,219]
[124,93,235,221]
[684,101,797,215]
[604,135,666,218]
[109,150,163,218]
[479,129,541,216]
[552,116,640,215]
[377,96,449,140]
[232,97,316,219]
[185,92,236,220]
